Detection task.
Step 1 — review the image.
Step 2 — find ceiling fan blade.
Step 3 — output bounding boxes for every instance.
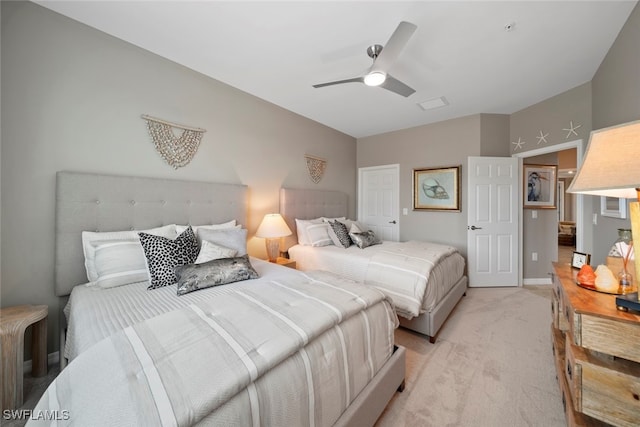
[379,75,415,97]
[373,21,417,72]
[313,77,364,89]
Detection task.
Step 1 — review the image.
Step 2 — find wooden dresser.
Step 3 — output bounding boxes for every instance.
[551,262,640,427]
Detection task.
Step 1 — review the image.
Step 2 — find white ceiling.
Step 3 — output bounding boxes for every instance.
[35,1,637,138]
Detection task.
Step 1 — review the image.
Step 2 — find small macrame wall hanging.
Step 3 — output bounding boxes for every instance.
[305,155,327,184]
[142,114,206,169]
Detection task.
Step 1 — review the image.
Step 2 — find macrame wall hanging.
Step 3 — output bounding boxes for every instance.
[305,155,327,184]
[142,114,206,169]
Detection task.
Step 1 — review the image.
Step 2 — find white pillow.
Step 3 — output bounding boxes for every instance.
[82,224,177,283]
[306,223,333,247]
[89,240,149,288]
[197,228,248,256]
[321,217,346,223]
[176,220,238,234]
[350,222,365,234]
[295,218,323,245]
[195,240,238,264]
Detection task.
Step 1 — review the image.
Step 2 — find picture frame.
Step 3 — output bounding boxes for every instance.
[601,196,628,219]
[571,251,591,269]
[523,164,557,209]
[413,165,461,212]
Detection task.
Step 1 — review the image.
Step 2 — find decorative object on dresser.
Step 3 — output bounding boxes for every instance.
[567,119,640,313]
[570,251,590,269]
[255,213,292,262]
[1,305,48,411]
[551,262,640,426]
[141,114,206,169]
[412,165,461,211]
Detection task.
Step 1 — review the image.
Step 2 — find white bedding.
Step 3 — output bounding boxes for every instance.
[35,265,398,426]
[64,258,300,361]
[288,241,465,318]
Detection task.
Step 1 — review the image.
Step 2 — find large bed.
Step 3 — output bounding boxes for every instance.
[29,172,405,427]
[280,187,467,343]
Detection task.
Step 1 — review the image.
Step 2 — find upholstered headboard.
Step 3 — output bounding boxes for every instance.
[279,187,348,249]
[55,171,248,296]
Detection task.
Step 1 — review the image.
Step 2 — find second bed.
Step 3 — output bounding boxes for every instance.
[280,187,467,342]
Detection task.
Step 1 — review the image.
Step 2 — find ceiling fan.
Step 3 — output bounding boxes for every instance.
[313,21,417,97]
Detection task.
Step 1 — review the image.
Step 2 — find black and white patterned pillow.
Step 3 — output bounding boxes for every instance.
[328,220,352,248]
[139,226,200,290]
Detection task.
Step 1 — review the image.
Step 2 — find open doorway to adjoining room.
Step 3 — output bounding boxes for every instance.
[513,139,585,272]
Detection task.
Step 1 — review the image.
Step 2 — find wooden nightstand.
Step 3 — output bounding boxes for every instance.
[275,257,296,269]
[1,304,48,410]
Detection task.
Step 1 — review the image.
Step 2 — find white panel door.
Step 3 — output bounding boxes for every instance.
[467,156,519,287]
[358,164,399,241]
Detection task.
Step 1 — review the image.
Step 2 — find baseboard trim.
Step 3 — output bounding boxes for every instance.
[523,278,552,285]
[23,351,59,373]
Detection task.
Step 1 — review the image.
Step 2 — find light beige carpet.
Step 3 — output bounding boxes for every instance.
[376,286,566,427]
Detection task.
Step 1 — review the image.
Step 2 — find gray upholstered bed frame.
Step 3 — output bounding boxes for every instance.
[54,172,405,426]
[280,187,468,343]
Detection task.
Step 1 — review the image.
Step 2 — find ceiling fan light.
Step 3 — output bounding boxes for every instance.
[364,71,386,87]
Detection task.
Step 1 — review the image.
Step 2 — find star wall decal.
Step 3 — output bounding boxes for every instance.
[511,137,525,150]
[536,130,549,144]
[563,121,582,139]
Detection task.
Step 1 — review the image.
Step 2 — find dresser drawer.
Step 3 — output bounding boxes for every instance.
[565,339,640,427]
[552,325,609,427]
[553,274,571,332]
[570,312,640,365]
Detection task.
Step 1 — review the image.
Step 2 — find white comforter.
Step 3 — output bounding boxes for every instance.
[289,241,463,318]
[30,270,397,427]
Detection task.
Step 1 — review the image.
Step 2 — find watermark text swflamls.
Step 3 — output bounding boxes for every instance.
[3,409,70,421]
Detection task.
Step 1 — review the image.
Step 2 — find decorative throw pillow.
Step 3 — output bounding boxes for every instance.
[197,228,248,256]
[89,240,150,288]
[140,226,200,290]
[328,220,352,248]
[349,222,365,234]
[82,224,177,283]
[306,223,333,247]
[194,240,238,264]
[295,218,323,245]
[175,255,259,296]
[350,230,381,249]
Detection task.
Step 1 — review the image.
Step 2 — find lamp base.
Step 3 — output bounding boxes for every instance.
[265,238,280,263]
[615,292,640,313]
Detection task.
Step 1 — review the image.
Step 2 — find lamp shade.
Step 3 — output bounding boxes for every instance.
[566,120,640,198]
[255,213,292,239]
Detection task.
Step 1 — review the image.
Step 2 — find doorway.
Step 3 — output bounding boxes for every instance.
[513,140,585,282]
[357,164,400,241]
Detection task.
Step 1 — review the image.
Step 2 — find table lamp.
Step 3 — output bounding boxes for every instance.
[255,213,292,262]
[567,119,640,312]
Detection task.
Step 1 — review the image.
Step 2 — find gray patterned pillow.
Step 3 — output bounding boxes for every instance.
[349,230,381,249]
[328,220,352,248]
[175,255,259,296]
[139,226,200,290]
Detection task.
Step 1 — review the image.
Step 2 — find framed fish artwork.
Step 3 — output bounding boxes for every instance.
[413,165,461,211]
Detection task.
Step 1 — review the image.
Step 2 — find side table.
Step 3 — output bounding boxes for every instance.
[0,304,48,410]
[275,257,296,269]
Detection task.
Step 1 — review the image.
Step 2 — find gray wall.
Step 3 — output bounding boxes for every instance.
[357,113,510,257]
[510,83,593,279]
[590,1,640,266]
[1,2,356,355]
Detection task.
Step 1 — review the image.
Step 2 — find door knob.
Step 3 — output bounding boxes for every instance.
[389,220,397,224]
[469,225,483,230]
